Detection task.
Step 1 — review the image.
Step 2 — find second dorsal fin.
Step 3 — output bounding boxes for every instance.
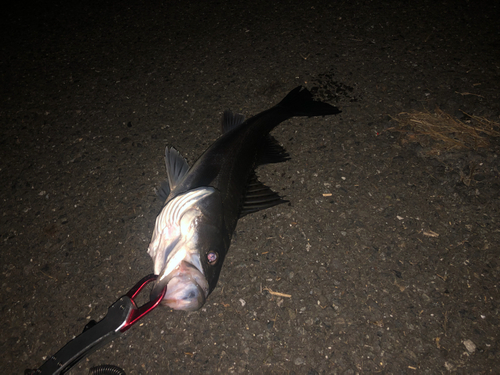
[240,173,288,217]
[257,135,290,165]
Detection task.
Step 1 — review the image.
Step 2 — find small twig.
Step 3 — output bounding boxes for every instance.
[263,287,292,298]
[436,273,447,281]
[423,230,439,237]
[455,91,484,98]
[40,270,57,281]
[443,310,449,334]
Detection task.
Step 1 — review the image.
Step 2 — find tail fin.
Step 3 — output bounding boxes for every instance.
[277,86,341,117]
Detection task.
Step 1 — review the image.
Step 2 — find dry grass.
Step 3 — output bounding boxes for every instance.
[389,108,500,155]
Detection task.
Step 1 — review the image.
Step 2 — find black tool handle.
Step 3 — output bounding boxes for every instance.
[31,296,133,375]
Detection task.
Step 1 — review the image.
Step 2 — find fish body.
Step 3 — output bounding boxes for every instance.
[148,86,340,310]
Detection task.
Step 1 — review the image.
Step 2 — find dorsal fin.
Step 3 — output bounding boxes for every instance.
[221,110,245,134]
[257,135,290,165]
[157,179,171,201]
[240,173,288,217]
[166,147,190,188]
[158,147,190,201]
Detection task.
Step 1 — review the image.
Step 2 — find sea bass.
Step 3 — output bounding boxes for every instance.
[148,86,340,310]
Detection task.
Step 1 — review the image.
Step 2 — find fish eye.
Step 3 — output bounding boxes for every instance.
[207,251,218,265]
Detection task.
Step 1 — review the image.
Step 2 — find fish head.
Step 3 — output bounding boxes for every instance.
[148,187,227,311]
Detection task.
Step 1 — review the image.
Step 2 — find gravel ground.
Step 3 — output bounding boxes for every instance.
[2,0,500,374]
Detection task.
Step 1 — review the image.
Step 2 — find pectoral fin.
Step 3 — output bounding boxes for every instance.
[221,110,246,133]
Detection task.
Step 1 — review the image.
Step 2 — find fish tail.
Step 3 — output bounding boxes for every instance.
[277,86,341,117]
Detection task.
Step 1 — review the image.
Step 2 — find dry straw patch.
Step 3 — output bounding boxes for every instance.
[389,108,500,155]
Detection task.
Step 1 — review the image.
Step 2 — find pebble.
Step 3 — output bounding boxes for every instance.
[463,339,476,353]
[294,357,305,365]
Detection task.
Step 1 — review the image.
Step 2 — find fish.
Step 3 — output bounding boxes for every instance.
[147,86,340,310]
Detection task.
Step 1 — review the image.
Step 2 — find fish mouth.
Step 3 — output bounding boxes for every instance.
[151,259,209,311]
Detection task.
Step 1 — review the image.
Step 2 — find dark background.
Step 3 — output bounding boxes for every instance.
[2,0,499,373]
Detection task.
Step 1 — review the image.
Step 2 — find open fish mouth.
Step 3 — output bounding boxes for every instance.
[150,259,209,311]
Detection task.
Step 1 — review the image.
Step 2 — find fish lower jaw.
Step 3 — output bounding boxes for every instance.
[160,279,208,311]
[153,260,209,311]
[160,297,203,311]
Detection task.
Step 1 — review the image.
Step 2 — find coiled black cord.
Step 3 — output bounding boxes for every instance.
[88,364,126,375]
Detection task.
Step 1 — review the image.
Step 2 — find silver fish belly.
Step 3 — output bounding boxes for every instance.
[148,187,215,311]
